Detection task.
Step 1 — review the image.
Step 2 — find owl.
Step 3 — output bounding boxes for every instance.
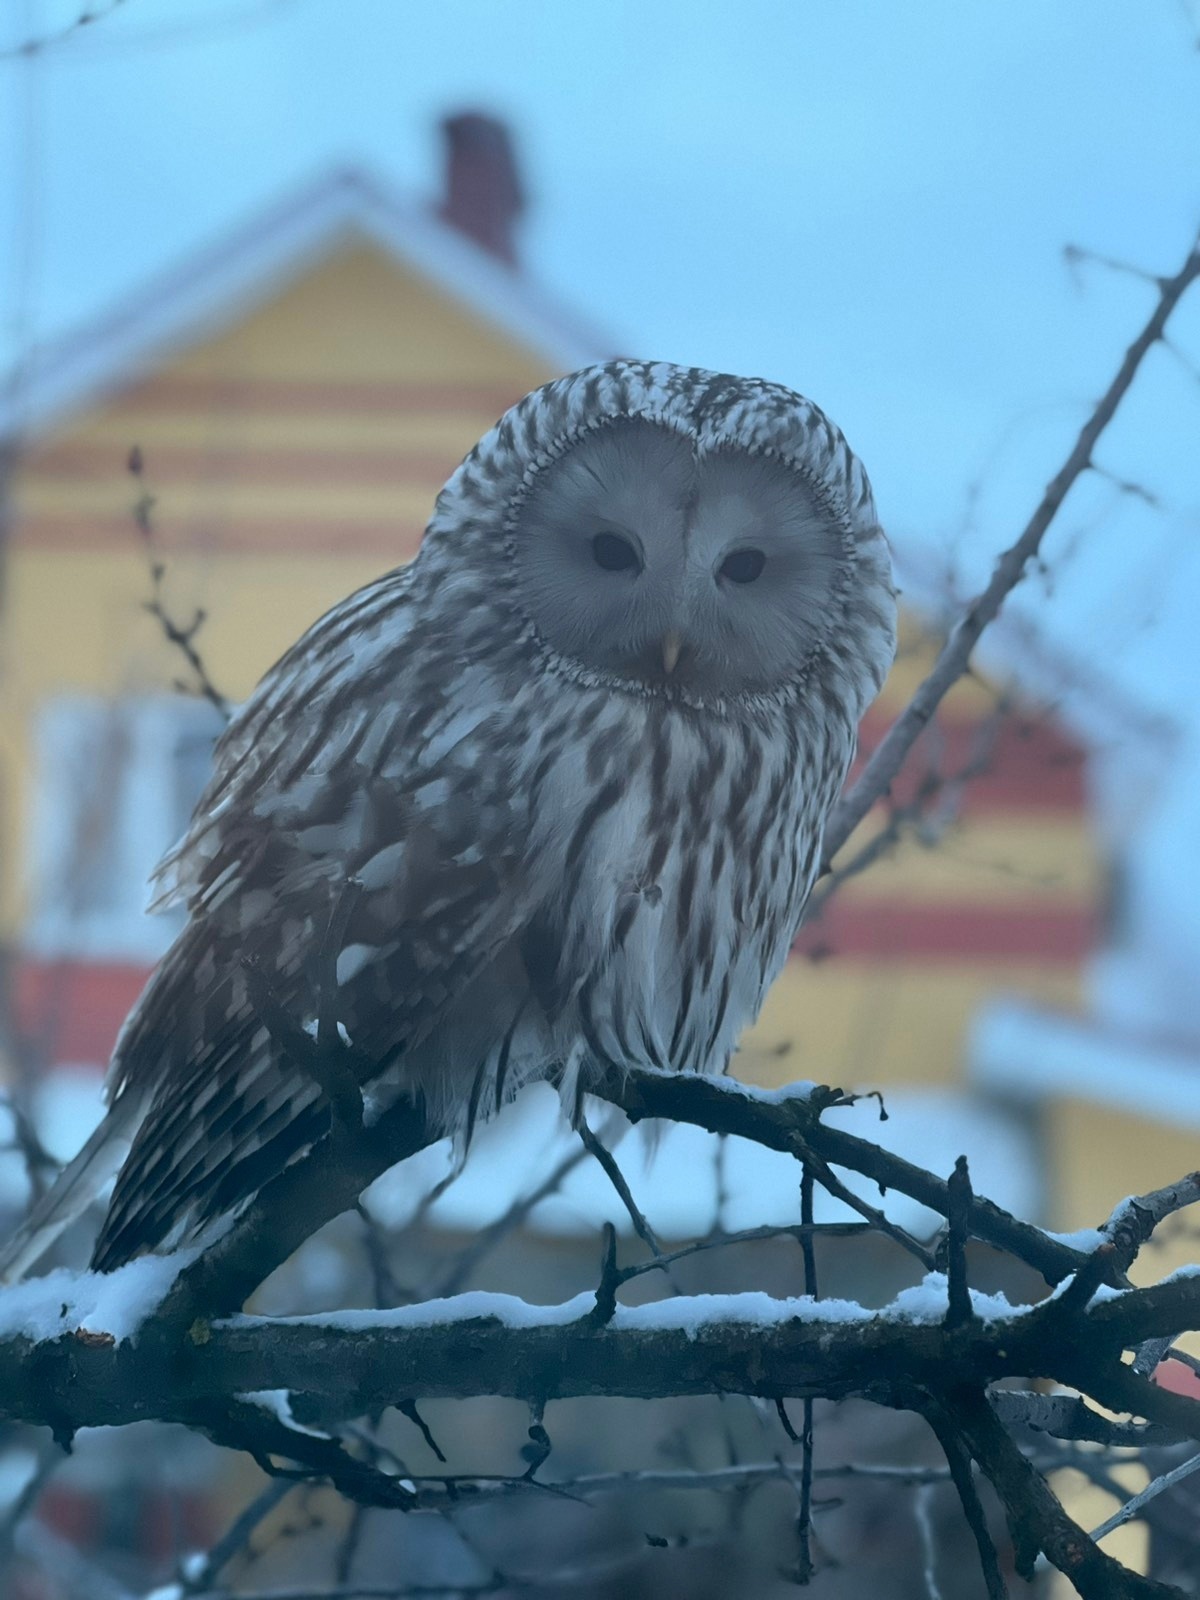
[1,361,896,1280]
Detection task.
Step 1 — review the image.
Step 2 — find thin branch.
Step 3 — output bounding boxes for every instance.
[807,697,1009,925]
[0,0,130,60]
[179,1479,295,1595]
[1086,1450,1200,1548]
[407,1460,956,1504]
[823,230,1200,865]
[128,446,232,720]
[615,1221,874,1286]
[12,1517,136,1600]
[992,1390,1184,1449]
[785,1129,938,1271]
[914,1481,944,1600]
[793,1163,817,1582]
[432,1141,591,1298]
[577,1118,661,1256]
[0,1090,60,1200]
[0,1436,61,1570]
[589,1067,1086,1286]
[1062,240,1163,288]
[924,1401,1007,1600]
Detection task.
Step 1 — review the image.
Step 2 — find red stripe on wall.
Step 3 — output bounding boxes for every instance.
[851,708,1086,813]
[108,375,528,415]
[794,901,1097,963]
[14,959,151,1071]
[15,901,1094,1070]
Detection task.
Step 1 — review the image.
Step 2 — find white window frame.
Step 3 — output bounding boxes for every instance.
[23,694,223,963]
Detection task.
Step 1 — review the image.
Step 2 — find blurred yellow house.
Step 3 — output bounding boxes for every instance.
[0,114,1103,1217]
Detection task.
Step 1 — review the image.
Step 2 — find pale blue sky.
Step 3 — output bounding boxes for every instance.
[3,0,1199,722]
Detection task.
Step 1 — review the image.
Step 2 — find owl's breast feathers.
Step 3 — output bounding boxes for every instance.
[93,577,853,1269]
[523,684,854,1092]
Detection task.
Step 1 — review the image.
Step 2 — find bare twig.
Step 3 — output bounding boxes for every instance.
[924,1400,1007,1600]
[127,446,232,720]
[914,1481,944,1600]
[1085,1450,1200,1548]
[615,1220,874,1286]
[0,0,130,61]
[823,231,1200,866]
[790,1128,938,1271]
[432,1141,591,1297]
[807,697,1010,925]
[577,1117,661,1255]
[179,1479,295,1595]
[790,1163,818,1582]
[407,1460,955,1503]
[589,1068,1076,1284]
[944,1156,976,1330]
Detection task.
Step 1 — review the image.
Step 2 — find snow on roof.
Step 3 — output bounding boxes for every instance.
[971,996,1200,1126]
[0,166,615,441]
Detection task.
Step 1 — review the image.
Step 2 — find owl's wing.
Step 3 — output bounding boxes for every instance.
[92,569,538,1269]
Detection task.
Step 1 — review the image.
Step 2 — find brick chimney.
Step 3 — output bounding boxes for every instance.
[437,111,525,268]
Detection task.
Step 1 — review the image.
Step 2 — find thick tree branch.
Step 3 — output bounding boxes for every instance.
[161,1090,436,1321]
[952,1387,1188,1600]
[6,1272,1200,1438]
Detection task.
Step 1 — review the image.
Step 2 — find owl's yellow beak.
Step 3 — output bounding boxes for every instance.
[661,631,682,675]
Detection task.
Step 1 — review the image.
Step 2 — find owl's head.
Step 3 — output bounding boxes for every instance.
[430,362,897,713]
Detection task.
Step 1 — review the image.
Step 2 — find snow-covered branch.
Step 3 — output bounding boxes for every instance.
[2,1267,1199,1442]
[5,1236,1200,1598]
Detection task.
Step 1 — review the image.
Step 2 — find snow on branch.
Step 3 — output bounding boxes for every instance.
[0,1263,1196,1438]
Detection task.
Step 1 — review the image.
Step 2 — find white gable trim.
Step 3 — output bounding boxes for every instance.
[1,167,615,440]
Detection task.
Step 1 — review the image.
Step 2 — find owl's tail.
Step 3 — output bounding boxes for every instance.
[0,1091,146,1284]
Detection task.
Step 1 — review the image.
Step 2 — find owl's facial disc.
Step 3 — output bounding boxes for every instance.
[512,418,849,697]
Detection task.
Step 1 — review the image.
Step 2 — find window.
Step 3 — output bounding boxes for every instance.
[24,695,224,962]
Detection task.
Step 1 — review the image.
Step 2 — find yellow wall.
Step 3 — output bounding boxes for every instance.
[1045,1097,1200,1251]
[2,238,555,933]
[742,959,1081,1089]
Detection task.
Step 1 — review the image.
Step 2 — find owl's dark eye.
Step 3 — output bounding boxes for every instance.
[719,548,766,585]
[591,531,641,573]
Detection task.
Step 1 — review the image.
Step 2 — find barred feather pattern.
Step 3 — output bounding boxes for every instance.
[82,360,897,1271]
